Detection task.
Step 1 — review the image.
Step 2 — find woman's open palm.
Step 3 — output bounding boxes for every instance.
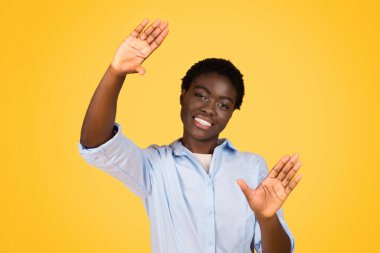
[111,19,169,75]
[237,153,302,218]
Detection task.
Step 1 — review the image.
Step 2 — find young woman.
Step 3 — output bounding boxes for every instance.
[79,18,302,253]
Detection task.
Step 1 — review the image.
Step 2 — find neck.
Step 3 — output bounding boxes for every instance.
[181,136,219,154]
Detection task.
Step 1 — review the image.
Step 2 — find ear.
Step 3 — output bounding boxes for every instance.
[180,89,186,106]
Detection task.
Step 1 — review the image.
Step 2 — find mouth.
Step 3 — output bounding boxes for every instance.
[193,115,213,130]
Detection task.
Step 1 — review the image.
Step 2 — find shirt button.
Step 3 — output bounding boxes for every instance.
[207,210,213,215]
[208,241,213,246]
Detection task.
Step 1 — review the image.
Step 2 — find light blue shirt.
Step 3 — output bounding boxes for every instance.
[78,123,295,253]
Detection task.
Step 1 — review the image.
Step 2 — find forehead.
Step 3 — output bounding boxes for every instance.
[189,73,237,99]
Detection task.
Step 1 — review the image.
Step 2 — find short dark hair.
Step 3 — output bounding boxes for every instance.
[181,58,245,110]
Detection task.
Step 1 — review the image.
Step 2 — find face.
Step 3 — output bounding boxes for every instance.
[180,72,237,144]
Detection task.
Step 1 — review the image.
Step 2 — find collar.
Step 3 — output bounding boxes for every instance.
[169,138,238,157]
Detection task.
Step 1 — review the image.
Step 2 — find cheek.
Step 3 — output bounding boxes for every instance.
[180,107,185,123]
[180,104,191,124]
[218,113,233,128]
[181,97,198,114]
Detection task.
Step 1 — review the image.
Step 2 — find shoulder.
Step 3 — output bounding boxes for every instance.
[237,150,266,165]
[144,143,174,160]
[226,140,269,178]
[220,138,266,165]
[146,143,172,153]
[235,151,269,184]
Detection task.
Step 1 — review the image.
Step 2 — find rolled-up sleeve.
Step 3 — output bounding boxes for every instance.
[252,156,295,253]
[78,123,151,198]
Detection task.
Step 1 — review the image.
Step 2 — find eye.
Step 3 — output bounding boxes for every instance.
[216,103,230,110]
[195,93,208,101]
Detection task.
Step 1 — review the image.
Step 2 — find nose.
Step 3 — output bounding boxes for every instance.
[201,101,216,116]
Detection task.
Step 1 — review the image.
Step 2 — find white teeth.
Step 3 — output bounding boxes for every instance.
[195,117,211,126]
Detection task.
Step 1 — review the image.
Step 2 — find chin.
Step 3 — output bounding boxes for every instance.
[187,129,219,142]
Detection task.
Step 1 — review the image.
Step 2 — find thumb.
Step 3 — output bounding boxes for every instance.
[135,65,146,75]
[237,179,254,201]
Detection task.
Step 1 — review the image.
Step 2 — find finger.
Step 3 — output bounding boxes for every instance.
[236,179,254,201]
[277,153,299,181]
[282,161,302,187]
[129,18,149,37]
[139,18,161,40]
[150,28,169,51]
[146,21,168,44]
[269,155,290,178]
[285,174,302,195]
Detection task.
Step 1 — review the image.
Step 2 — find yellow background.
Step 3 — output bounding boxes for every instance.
[1,0,379,252]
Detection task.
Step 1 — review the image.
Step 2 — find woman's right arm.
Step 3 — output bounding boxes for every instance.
[79,18,169,148]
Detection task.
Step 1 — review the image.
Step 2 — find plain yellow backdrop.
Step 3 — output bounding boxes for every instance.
[1,0,379,252]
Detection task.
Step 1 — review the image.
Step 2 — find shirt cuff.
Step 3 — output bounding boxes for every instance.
[78,123,122,154]
[277,209,295,253]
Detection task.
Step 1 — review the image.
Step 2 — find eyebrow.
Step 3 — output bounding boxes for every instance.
[192,85,235,104]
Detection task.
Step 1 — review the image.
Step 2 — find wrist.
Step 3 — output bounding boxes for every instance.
[109,62,127,77]
[255,212,277,224]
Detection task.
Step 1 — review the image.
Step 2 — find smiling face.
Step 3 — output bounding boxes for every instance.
[180,72,237,153]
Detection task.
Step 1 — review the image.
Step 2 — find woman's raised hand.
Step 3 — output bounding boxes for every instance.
[237,153,302,219]
[111,18,169,75]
